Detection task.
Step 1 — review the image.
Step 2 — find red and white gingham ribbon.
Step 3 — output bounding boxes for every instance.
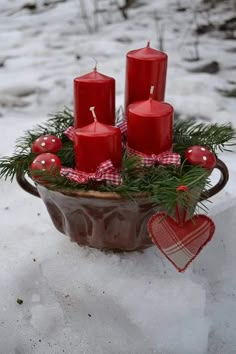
[117,119,127,135]
[127,146,181,167]
[64,126,75,141]
[60,160,122,186]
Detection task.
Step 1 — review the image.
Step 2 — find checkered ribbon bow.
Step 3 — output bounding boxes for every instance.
[127,146,181,167]
[60,160,122,186]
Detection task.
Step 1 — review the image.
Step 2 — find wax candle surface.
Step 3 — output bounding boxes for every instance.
[74,69,115,128]
[124,43,167,110]
[74,121,122,173]
[127,98,173,155]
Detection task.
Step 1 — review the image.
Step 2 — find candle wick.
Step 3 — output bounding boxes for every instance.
[149,85,155,100]
[147,40,150,48]
[92,57,97,71]
[90,106,97,121]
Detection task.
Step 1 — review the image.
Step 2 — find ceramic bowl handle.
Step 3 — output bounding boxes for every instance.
[16,172,40,198]
[200,158,229,201]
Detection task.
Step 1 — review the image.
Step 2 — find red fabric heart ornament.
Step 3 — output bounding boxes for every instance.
[148,212,215,272]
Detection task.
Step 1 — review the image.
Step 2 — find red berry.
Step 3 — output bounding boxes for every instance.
[176,185,188,192]
[32,135,62,154]
[30,153,61,181]
[185,146,216,170]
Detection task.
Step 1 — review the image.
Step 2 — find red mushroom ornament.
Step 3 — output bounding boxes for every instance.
[32,135,62,154]
[185,146,216,170]
[30,153,61,181]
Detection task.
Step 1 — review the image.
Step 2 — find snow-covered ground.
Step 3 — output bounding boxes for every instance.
[0,0,236,353]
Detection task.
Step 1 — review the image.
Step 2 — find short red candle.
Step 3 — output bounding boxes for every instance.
[127,91,173,155]
[74,109,122,173]
[74,68,115,129]
[124,42,167,110]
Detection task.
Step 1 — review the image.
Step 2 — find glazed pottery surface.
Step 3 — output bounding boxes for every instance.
[37,185,155,251]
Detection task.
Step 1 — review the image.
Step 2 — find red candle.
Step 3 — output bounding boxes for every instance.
[74,67,115,129]
[127,87,173,155]
[124,42,167,110]
[74,107,122,173]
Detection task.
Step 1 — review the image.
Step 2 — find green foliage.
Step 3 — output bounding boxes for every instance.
[0,108,235,216]
[15,107,74,155]
[174,118,235,155]
[0,153,34,182]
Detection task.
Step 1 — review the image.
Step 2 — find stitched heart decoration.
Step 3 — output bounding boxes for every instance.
[148,212,215,272]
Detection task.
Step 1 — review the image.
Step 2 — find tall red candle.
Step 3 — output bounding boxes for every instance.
[127,87,173,155]
[124,42,167,110]
[74,67,115,129]
[74,107,122,173]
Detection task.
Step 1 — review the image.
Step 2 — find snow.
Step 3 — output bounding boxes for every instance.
[0,0,236,353]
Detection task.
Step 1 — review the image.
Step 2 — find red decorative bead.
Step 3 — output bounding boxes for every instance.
[32,135,62,154]
[185,146,216,170]
[176,185,188,192]
[30,153,61,181]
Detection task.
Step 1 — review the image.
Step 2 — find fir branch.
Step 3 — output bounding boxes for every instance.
[174,118,236,155]
[0,153,34,182]
[57,140,74,167]
[15,107,73,154]
[151,164,210,215]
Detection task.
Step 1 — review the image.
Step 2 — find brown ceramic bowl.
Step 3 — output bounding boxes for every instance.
[17,159,228,251]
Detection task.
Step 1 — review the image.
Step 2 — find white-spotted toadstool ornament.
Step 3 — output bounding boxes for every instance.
[30,153,61,181]
[185,146,216,170]
[32,135,62,154]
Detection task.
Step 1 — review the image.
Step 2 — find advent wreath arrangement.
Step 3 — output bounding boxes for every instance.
[0,43,235,272]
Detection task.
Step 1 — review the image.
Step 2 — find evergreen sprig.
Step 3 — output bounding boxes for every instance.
[0,153,34,181]
[0,108,235,216]
[15,107,74,154]
[174,118,236,155]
